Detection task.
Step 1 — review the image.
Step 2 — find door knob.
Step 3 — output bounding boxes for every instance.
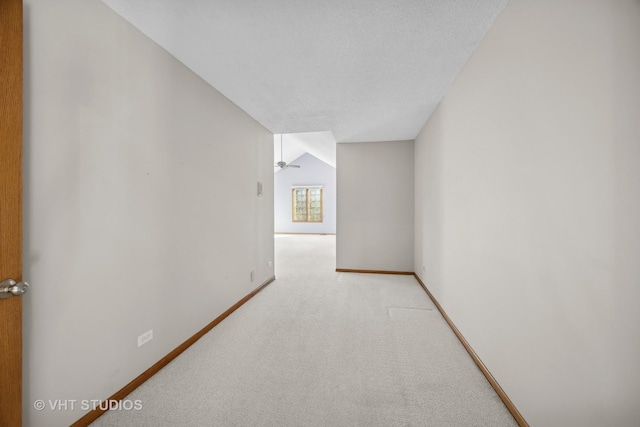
[0,279,29,299]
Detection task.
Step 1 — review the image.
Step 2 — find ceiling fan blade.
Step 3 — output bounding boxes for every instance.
[287,164,301,168]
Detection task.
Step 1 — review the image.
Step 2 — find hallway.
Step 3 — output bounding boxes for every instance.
[92,234,516,426]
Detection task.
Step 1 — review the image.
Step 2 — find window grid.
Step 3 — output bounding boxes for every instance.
[292,187,323,223]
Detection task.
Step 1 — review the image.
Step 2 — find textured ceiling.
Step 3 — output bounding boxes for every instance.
[100,0,508,143]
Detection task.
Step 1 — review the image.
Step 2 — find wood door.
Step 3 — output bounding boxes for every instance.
[0,0,24,425]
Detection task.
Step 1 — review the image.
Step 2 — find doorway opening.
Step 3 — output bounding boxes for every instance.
[273,131,336,275]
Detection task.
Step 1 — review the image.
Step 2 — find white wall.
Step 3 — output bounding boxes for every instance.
[274,153,336,234]
[22,0,274,426]
[414,0,640,425]
[337,141,414,272]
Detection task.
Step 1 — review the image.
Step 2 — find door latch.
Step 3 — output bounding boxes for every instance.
[0,279,29,299]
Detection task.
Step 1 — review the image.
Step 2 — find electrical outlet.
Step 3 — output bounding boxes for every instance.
[137,329,153,347]
[268,261,273,267]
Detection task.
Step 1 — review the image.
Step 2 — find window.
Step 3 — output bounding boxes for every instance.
[292,186,323,222]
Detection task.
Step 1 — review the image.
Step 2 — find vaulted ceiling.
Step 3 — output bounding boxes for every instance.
[100,0,507,143]
[274,131,336,170]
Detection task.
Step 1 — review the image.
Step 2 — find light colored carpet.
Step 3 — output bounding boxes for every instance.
[92,234,517,426]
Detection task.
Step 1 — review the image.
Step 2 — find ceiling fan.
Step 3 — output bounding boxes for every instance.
[275,134,300,169]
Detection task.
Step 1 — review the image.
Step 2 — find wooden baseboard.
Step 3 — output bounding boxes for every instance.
[71,276,276,427]
[336,268,414,275]
[412,274,529,427]
[72,273,527,426]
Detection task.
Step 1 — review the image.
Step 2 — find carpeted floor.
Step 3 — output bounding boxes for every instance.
[92,234,517,426]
